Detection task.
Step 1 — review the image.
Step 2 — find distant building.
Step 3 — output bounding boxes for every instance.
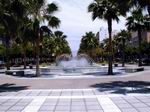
[130,30,150,46]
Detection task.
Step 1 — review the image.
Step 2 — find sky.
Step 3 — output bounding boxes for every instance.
[47,0,126,53]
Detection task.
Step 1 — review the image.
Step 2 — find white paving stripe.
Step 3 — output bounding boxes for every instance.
[21,98,46,112]
[97,96,121,112]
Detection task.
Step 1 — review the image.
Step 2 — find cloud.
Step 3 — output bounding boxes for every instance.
[47,0,126,51]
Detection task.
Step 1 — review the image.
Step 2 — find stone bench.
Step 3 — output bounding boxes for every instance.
[6,70,24,76]
[125,67,144,73]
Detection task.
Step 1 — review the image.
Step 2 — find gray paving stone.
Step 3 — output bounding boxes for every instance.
[15,102,29,106]
[86,105,102,110]
[85,98,98,102]
[19,99,32,103]
[72,102,85,105]
[72,99,84,102]
[54,110,70,112]
[38,91,51,96]
[57,102,70,106]
[8,105,25,111]
[55,105,70,111]
[126,99,141,103]
[121,108,138,112]
[72,91,83,96]
[2,102,16,106]
[71,105,86,111]
[116,103,133,108]
[42,102,57,106]
[39,105,55,111]
[88,110,104,112]
[83,92,94,95]
[131,102,148,108]
[136,107,150,112]
[86,101,100,106]
[50,92,61,96]
[0,105,11,111]
[38,111,53,112]
[5,110,21,112]
[71,110,87,112]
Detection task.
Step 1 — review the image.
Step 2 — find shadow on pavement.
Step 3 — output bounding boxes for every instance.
[0,83,28,93]
[91,81,150,95]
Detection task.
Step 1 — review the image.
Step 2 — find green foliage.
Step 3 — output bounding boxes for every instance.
[42,31,71,57]
[78,32,102,59]
[0,44,6,56]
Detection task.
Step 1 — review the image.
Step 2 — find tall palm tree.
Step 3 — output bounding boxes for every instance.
[133,0,150,15]
[126,9,146,66]
[27,0,60,76]
[114,30,131,67]
[53,31,71,56]
[88,0,127,75]
[0,0,26,70]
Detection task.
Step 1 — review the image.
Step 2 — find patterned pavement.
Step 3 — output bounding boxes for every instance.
[0,89,150,112]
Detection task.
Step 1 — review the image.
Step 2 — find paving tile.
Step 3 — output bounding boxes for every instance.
[86,101,100,106]
[43,102,57,106]
[71,110,88,112]
[116,103,133,108]
[86,105,102,110]
[1,102,16,106]
[39,105,55,111]
[57,102,70,106]
[85,98,98,102]
[38,91,51,96]
[72,99,84,102]
[71,105,86,111]
[8,105,25,111]
[131,102,148,108]
[72,102,85,105]
[136,107,150,112]
[88,110,104,112]
[0,105,11,111]
[121,108,138,112]
[55,105,70,111]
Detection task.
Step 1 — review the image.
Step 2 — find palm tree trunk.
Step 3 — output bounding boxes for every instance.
[36,34,40,77]
[122,39,125,67]
[148,6,150,16]
[23,48,27,69]
[5,36,10,70]
[107,19,113,75]
[138,28,142,66]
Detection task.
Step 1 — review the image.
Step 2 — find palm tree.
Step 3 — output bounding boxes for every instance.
[78,32,99,58]
[133,0,150,15]
[126,9,146,66]
[114,30,131,67]
[53,31,71,56]
[0,0,26,70]
[88,0,127,75]
[27,0,60,76]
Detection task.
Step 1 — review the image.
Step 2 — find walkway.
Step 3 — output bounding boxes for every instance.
[0,89,150,112]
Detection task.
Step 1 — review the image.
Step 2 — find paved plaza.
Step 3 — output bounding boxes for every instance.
[0,89,150,112]
[0,67,150,112]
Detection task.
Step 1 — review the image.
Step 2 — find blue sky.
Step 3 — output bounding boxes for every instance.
[47,0,126,52]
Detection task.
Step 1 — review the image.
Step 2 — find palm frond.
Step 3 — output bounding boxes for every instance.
[47,3,58,14]
[48,16,60,28]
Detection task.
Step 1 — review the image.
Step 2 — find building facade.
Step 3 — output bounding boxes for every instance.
[130,30,150,46]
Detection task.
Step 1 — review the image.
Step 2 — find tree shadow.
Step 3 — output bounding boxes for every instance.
[90,81,150,95]
[0,83,28,93]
